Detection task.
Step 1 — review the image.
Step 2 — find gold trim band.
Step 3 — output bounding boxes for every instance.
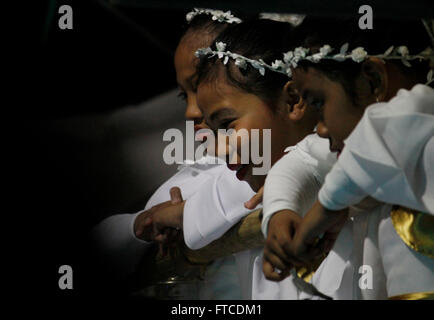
[389,291,434,300]
[390,206,434,259]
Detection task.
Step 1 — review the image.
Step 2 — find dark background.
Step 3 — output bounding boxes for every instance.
[18,0,434,310]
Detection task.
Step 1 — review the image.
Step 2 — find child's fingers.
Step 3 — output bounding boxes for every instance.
[170,187,183,204]
[262,257,290,281]
[143,216,152,227]
[264,245,292,271]
[265,238,294,267]
[135,224,144,238]
[244,187,263,209]
[154,232,168,243]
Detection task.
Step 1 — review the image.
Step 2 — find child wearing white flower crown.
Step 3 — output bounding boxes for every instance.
[91,8,265,299]
[263,17,434,299]
[193,18,338,299]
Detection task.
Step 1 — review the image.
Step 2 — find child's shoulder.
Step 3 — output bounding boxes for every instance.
[369,84,434,117]
[276,134,336,179]
[296,134,335,163]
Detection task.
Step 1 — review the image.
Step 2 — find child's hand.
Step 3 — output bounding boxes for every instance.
[244,186,263,209]
[151,187,185,243]
[151,201,185,242]
[134,201,173,241]
[134,187,185,244]
[291,201,348,263]
[262,210,304,281]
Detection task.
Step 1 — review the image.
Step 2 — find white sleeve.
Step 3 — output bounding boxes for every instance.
[318,162,368,211]
[261,149,321,238]
[183,167,256,250]
[90,211,152,277]
[89,161,221,278]
[319,84,434,214]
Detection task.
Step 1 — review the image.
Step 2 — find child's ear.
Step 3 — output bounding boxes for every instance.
[361,57,388,102]
[283,81,306,121]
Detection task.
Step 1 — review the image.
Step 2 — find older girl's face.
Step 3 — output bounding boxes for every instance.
[292,67,366,155]
[174,35,209,131]
[196,77,292,191]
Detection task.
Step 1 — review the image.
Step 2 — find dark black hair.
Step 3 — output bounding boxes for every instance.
[291,17,433,105]
[195,19,295,109]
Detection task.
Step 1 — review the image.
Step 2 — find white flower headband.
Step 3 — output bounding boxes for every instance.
[186,8,242,24]
[195,42,434,85]
[195,42,281,76]
[259,13,305,26]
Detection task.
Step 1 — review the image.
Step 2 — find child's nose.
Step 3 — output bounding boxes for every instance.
[185,97,203,124]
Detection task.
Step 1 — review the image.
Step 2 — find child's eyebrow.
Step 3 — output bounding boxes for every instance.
[178,74,198,91]
[209,108,237,127]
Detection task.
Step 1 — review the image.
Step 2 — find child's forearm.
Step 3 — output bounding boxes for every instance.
[293,201,348,258]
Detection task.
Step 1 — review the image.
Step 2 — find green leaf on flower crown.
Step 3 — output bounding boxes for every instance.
[401,58,412,67]
[427,69,433,82]
[384,46,394,56]
[340,43,349,54]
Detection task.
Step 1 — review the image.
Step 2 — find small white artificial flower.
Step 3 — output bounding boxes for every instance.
[397,46,410,57]
[271,59,285,70]
[186,11,195,22]
[212,12,223,22]
[251,60,266,75]
[309,53,323,63]
[294,47,309,59]
[195,47,212,58]
[186,8,241,24]
[283,51,294,63]
[292,47,309,66]
[319,45,333,56]
[351,47,368,63]
[216,42,227,52]
[222,11,242,24]
[285,68,292,77]
[215,42,227,59]
[234,58,247,69]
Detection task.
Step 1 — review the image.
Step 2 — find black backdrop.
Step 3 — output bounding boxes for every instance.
[16,0,434,311]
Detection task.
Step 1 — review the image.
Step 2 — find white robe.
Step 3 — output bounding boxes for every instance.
[91,155,255,299]
[314,84,434,299]
[319,84,434,214]
[257,134,337,299]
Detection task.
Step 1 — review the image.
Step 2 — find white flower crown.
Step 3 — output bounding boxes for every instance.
[259,13,305,26]
[186,8,242,24]
[195,42,278,76]
[195,42,434,85]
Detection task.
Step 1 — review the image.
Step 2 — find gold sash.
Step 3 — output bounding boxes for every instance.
[390,206,434,259]
[389,291,434,300]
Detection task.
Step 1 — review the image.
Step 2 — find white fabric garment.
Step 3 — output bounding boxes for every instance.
[181,156,258,299]
[254,134,337,300]
[182,161,255,250]
[262,134,337,237]
[91,155,254,299]
[319,84,434,214]
[313,84,434,299]
[306,202,434,300]
[300,202,388,300]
